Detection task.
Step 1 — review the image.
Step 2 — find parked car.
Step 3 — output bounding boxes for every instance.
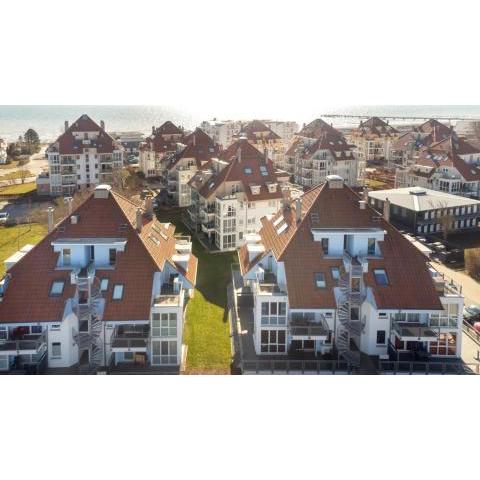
[473,322,480,334]
[463,304,480,325]
[0,212,9,224]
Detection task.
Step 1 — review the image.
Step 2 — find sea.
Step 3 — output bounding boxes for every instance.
[1,105,480,142]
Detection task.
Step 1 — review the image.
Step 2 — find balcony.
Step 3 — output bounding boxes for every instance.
[153,282,183,307]
[201,222,215,233]
[0,331,47,356]
[392,322,438,342]
[60,158,75,166]
[110,325,149,352]
[61,176,76,186]
[255,271,286,296]
[290,318,329,340]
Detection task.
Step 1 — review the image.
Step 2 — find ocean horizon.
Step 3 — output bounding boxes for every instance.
[1,105,480,142]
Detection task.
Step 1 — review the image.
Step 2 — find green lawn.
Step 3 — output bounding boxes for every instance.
[156,209,236,374]
[0,223,47,276]
[0,182,36,196]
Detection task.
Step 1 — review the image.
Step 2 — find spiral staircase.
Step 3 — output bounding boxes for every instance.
[335,252,366,367]
[72,263,104,374]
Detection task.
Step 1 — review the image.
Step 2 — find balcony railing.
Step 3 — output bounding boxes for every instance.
[290,317,329,338]
[392,322,438,341]
[111,325,149,351]
[0,331,47,355]
[153,283,183,306]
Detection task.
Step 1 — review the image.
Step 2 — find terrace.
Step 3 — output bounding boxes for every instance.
[153,281,183,307]
[110,324,149,352]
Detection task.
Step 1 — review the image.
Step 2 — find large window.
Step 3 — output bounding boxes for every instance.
[152,340,177,365]
[152,313,177,337]
[222,234,236,249]
[376,330,386,345]
[261,301,287,325]
[429,333,457,356]
[260,329,286,353]
[223,218,236,233]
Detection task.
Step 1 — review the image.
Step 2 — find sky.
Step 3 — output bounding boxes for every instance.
[1,0,480,119]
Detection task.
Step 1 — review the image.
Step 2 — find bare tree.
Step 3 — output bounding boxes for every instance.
[428,199,455,241]
[465,248,480,279]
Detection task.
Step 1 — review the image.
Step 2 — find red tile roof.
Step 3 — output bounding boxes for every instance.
[48,114,121,155]
[0,190,197,324]
[239,182,442,310]
[156,121,183,136]
[298,119,344,139]
[195,139,283,201]
[354,117,399,138]
[235,120,281,142]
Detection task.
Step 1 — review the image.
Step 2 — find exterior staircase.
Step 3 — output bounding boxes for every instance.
[335,254,366,367]
[72,264,104,374]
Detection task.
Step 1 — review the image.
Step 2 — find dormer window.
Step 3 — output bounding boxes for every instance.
[50,280,65,296]
[62,248,71,266]
[367,238,376,255]
[321,238,329,255]
[373,269,389,286]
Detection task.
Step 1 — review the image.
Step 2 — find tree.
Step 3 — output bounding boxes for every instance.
[429,200,455,241]
[465,248,480,279]
[24,128,40,154]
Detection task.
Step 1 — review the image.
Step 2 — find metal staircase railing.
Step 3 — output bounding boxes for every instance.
[335,262,366,367]
[72,267,104,374]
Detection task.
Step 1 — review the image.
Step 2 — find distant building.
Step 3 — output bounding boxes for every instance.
[233,120,286,170]
[36,171,51,196]
[0,138,7,164]
[46,114,124,196]
[348,117,399,176]
[186,139,290,251]
[139,121,185,178]
[388,119,453,168]
[237,176,463,364]
[110,131,145,156]
[0,185,197,373]
[286,119,358,187]
[395,133,480,198]
[165,128,219,207]
[262,120,298,144]
[368,186,480,235]
[200,119,243,149]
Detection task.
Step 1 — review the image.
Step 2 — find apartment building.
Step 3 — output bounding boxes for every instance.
[45,115,124,196]
[369,186,480,235]
[237,175,463,365]
[395,133,480,198]
[0,138,7,164]
[165,128,219,207]
[288,119,358,187]
[0,184,197,373]
[348,117,399,176]
[139,121,185,178]
[110,131,145,156]
[233,120,286,169]
[261,120,298,144]
[187,139,289,251]
[200,119,243,149]
[389,119,453,168]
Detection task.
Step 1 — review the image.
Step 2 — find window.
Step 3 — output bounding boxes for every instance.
[315,272,326,288]
[109,248,117,266]
[260,329,286,353]
[62,248,71,266]
[151,340,177,365]
[373,269,389,286]
[100,278,109,292]
[261,302,287,325]
[376,330,386,345]
[331,267,340,281]
[50,324,61,331]
[244,167,252,174]
[50,280,65,296]
[51,342,62,358]
[112,284,124,300]
[367,238,376,255]
[31,326,42,334]
[321,238,329,255]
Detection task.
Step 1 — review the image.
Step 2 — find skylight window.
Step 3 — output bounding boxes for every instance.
[50,280,65,296]
[373,269,389,286]
[244,167,252,174]
[331,267,340,281]
[273,215,284,227]
[276,222,288,235]
[112,284,124,300]
[100,278,109,292]
[315,273,326,288]
[260,165,268,176]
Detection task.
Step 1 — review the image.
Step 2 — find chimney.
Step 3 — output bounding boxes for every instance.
[144,195,153,218]
[263,147,268,163]
[363,186,368,202]
[237,146,242,163]
[359,200,366,210]
[136,208,143,232]
[65,196,73,215]
[295,198,302,224]
[47,207,55,232]
[383,197,390,222]
[152,126,156,135]
[100,120,105,131]
[193,133,196,146]
[64,121,69,132]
